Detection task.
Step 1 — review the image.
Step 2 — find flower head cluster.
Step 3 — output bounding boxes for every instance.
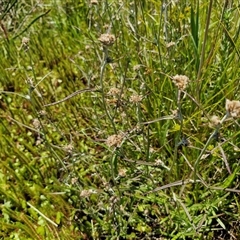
[21,37,30,51]
[226,99,240,118]
[130,94,142,104]
[106,98,118,105]
[118,168,127,177]
[90,0,98,5]
[209,115,220,128]
[32,118,40,129]
[172,74,189,91]
[63,144,74,153]
[98,33,116,46]
[166,41,176,48]
[108,87,120,96]
[22,37,29,45]
[133,64,142,71]
[106,133,123,147]
[80,189,96,198]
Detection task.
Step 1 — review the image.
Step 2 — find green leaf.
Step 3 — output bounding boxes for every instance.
[56,211,64,225]
[220,168,238,189]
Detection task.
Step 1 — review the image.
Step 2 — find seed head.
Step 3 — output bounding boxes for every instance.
[226,99,240,117]
[99,33,116,46]
[172,74,189,91]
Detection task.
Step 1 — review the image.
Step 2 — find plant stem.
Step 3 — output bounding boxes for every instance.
[99,46,117,133]
[194,114,229,181]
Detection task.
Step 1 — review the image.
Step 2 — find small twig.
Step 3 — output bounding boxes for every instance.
[147,179,201,193]
[218,142,231,174]
[123,157,163,167]
[44,88,98,107]
[140,115,175,125]
[0,91,30,99]
[176,196,197,231]
[4,115,43,135]
[179,152,209,196]
[147,178,240,194]
[27,202,58,227]
[35,71,52,88]
[0,20,9,40]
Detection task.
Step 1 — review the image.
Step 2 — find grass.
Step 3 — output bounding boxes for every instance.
[0,0,240,239]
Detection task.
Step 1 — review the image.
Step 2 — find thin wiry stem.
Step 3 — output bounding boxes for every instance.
[173,89,184,179]
[27,202,58,227]
[194,114,229,181]
[99,46,117,133]
[44,88,98,107]
[147,177,240,194]
[140,115,175,125]
[3,115,43,135]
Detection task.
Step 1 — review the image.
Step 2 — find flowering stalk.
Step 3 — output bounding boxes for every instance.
[173,89,184,178]
[99,33,117,133]
[194,99,240,181]
[171,75,189,178]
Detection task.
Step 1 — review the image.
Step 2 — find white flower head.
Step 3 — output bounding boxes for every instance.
[98,34,115,46]
[226,99,240,117]
[172,74,189,91]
